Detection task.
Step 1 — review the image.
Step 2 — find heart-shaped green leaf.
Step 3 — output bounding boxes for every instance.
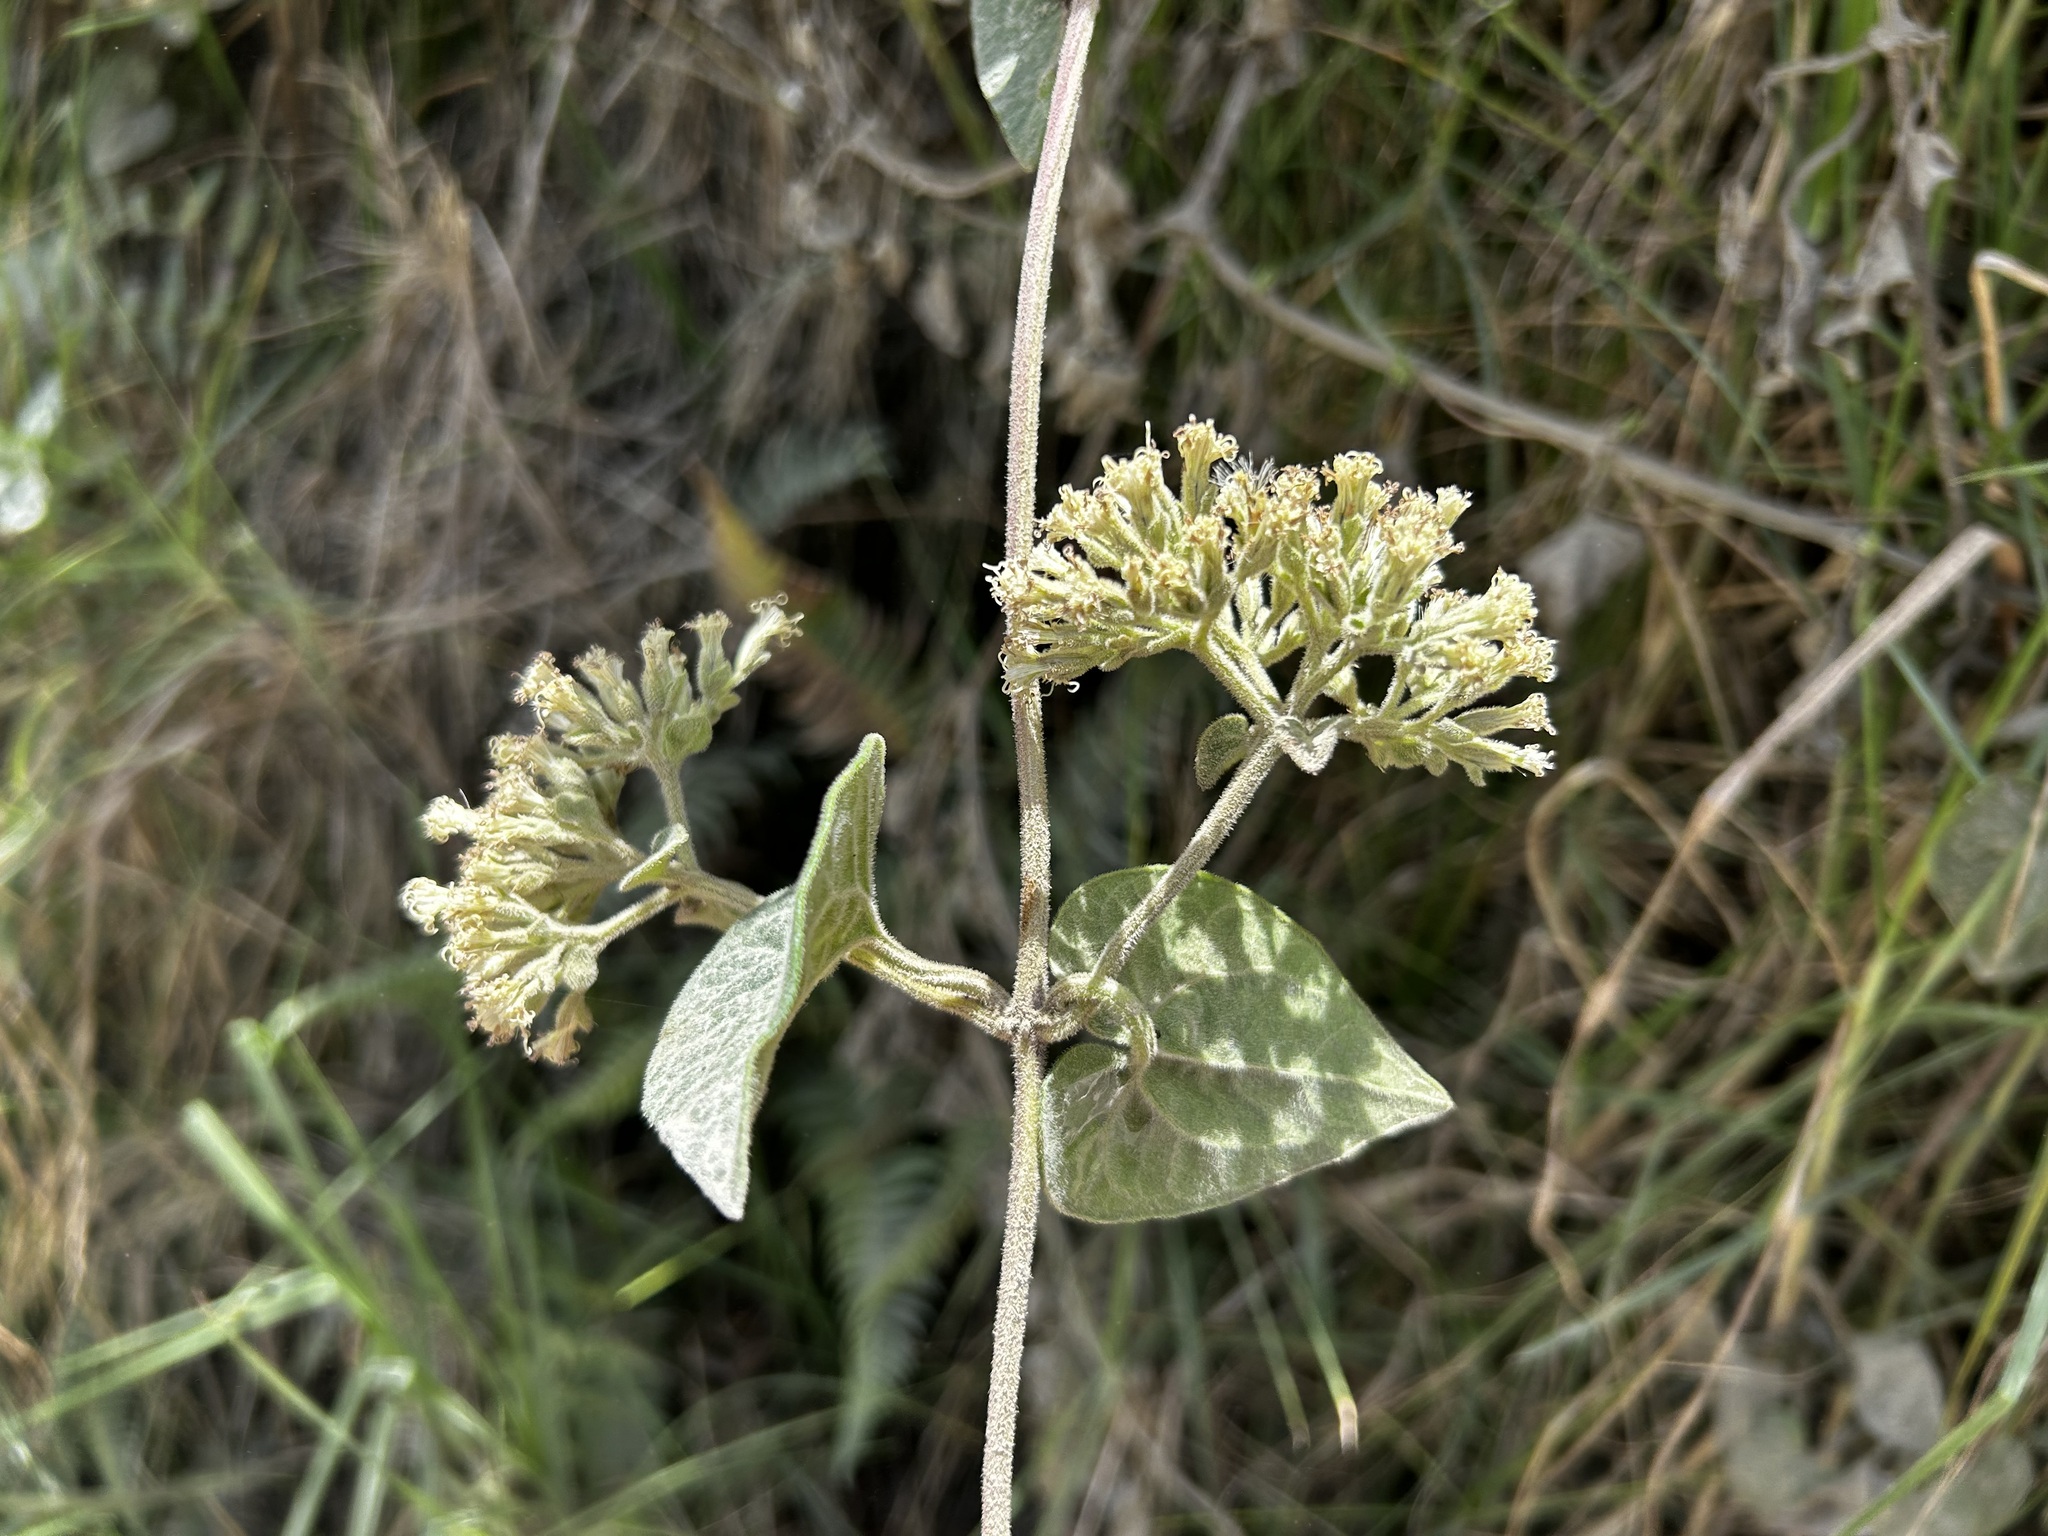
[641,734,888,1218]
[970,0,1065,168]
[1042,868,1452,1223]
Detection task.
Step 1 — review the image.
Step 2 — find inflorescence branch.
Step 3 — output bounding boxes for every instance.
[993,420,1558,987]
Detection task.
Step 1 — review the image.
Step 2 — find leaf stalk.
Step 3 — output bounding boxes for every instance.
[851,934,1012,1037]
[1082,729,1287,995]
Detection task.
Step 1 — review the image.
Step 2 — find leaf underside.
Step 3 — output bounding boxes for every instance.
[1042,867,1452,1223]
[1194,713,1251,790]
[969,0,1064,168]
[641,734,888,1218]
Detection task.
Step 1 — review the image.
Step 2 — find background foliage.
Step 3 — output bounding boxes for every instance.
[4,0,2048,1530]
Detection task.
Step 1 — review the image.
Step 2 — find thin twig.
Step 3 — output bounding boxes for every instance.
[504,0,594,272]
[1163,55,1265,237]
[1066,54,1263,479]
[1169,218,1927,574]
[849,130,1029,201]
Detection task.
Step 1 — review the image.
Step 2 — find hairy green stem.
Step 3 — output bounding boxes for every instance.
[988,1,1099,1530]
[1009,687,1054,1008]
[982,1032,1045,1535]
[654,765,691,837]
[1004,0,1102,1013]
[1198,627,1289,732]
[665,871,760,931]
[1084,731,1286,992]
[852,933,1011,1037]
[575,888,686,946]
[664,877,1011,1035]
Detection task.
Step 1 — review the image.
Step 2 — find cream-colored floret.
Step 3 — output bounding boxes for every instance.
[992,419,1555,784]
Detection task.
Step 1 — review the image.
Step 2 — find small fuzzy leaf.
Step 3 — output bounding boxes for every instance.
[970,0,1065,168]
[1869,1437,2034,1536]
[1278,716,1339,775]
[1929,774,2048,985]
[1194,714,1250,790]
[1722,1405,1831,1515]
[1850,1332,1944,1456]
[1042,868,1452,1223]
[641,735,888,1217]
[82,56,176,177]
[619,824,694,890]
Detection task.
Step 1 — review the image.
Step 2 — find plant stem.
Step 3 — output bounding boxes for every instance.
[665,870,761,931]
[986,2,1099,1532]
[1085,730,1286,991]
[1004,0,1100,1016]
[655,763,691,835]
[981,1031,1045,1534]
[579,888,684,945]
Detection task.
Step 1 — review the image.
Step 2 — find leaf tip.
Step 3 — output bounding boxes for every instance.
[643,1102,749,1221]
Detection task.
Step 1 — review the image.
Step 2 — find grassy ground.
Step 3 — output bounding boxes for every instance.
[4,0,2048,1530]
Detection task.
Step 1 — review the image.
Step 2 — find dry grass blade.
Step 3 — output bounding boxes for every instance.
[1532,524,2007,1303]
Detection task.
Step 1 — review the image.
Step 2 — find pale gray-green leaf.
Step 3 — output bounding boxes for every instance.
[1520,512,1644,632]
[1850,1332,1943,1456]
[641,734,889,1218]
[82,56,176,177]
[1042,867,1452,1223]
[1721,1405,1830,1517]
[1868,1437,2034,1536]
[1929,773,2048,984]
[792,734,889,972]
[1711,1345,1846,1530]
[1712,1335,2033,1536]
[970,0,1064,168]
[1194,714,1250,790]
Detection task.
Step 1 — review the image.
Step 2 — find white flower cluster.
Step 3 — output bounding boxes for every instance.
[992,421,1555,784]
[401,601,798,1062]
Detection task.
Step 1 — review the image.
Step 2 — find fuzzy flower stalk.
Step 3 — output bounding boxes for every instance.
[401,601,798,1063]
[991,419,1556,785]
